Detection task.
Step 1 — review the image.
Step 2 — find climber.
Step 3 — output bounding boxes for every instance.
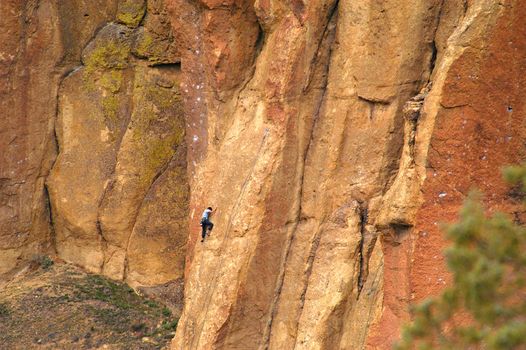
[200,207,214,242]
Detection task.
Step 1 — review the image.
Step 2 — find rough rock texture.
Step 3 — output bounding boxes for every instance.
[0,0,118,275]
[46,0,188,287]
[168,0,526,349]
[1,0,525,349]
[1,0,188,289]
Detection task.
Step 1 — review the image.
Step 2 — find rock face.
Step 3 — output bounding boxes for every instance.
[1,0,525,349]
[0,0,119,275]
[167,0,526,349]
[47,0,188,287]
[1,0,188,289]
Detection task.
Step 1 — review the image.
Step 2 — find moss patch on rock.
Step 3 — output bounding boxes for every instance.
[143,91,184,183]
[100,70,123,93]
[81,24,132,91]
[132,28,171,65]
[117,0,146,28]
[85,41,130,70]
[102,93,120,124]
[127,71,184,187]
[82,41,130,91]
[99,70,124,126]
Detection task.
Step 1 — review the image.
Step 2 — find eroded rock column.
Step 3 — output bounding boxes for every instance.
[47,0,189,288]
[170,0,526,349]
[0,0,118,275]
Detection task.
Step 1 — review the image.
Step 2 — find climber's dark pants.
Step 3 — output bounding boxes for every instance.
[201,219,213,239]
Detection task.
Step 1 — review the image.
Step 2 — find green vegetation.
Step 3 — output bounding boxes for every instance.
[80,27,131,134]
[84,41,130,75]
[161,319,178,332]
[134,31,155,57]
[162,307,172,317]
[396,165,526,350]
[133,31,168,64]
[0,303,9,317]
[75,274,136,309]
[91,307,134,332]
[144,133,181,181]
[127,75,184,186]
[99,70,123,133]
[41,257,54,269]
[101,94,120,123]
[100,70,123,94]
[31,255,54,270]
[144,299,159,309]
[82,37,130,92]
[0,264,179,349]
[71,273,180,339]
[117,0,146,28]
[146,83,181,109]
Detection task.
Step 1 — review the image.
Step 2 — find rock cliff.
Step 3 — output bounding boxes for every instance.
[1,0,525,349]
[1,0,188,288]
[169,0,526,349]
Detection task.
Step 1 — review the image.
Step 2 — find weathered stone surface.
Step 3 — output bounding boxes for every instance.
[169,0,526,349]
[1,1,188,289]
[98,64,185,281]
[1,0,525,349]
[368,3,526,347]
[0,0,117,275]
[48,3,188,286]
[132,0,181,65]
[117,0,146,28]
[127,143,188,286]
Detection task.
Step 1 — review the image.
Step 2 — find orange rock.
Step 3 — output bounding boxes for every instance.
[1,1,525,349]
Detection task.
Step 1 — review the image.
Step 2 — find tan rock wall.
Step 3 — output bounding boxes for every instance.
[1,0,525,348]
[47,0,189,287]
[0,0,118,275]
[169,0,526,349]
[1,1,188,290]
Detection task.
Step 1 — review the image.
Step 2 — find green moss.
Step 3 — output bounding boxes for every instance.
[134,31,154,58]
[172,169,189,198]
[0,303,9,317]
[127,82,184,185]
[133,31,168,64]
[139,126,184,185]
[82,41,130,93]
[117,0,146,28]
[100,70,123,93]
[99,70,124,126]
[102,94,120,123]
[82,71,97,92]
[86,42,130,70]
[146,84,181,109]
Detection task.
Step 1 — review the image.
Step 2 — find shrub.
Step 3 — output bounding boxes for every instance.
[396,165,526,350]
[0,303,9,317]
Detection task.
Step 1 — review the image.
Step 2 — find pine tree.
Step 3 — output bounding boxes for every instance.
[396,165,526,350]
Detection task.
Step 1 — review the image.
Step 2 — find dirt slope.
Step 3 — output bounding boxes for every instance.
[0,261,181,350]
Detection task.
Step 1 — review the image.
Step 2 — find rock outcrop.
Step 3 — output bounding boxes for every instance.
[1,0,525,349]
[1,0,188,288]
[168,0,526,349]
[0,0,119,275]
